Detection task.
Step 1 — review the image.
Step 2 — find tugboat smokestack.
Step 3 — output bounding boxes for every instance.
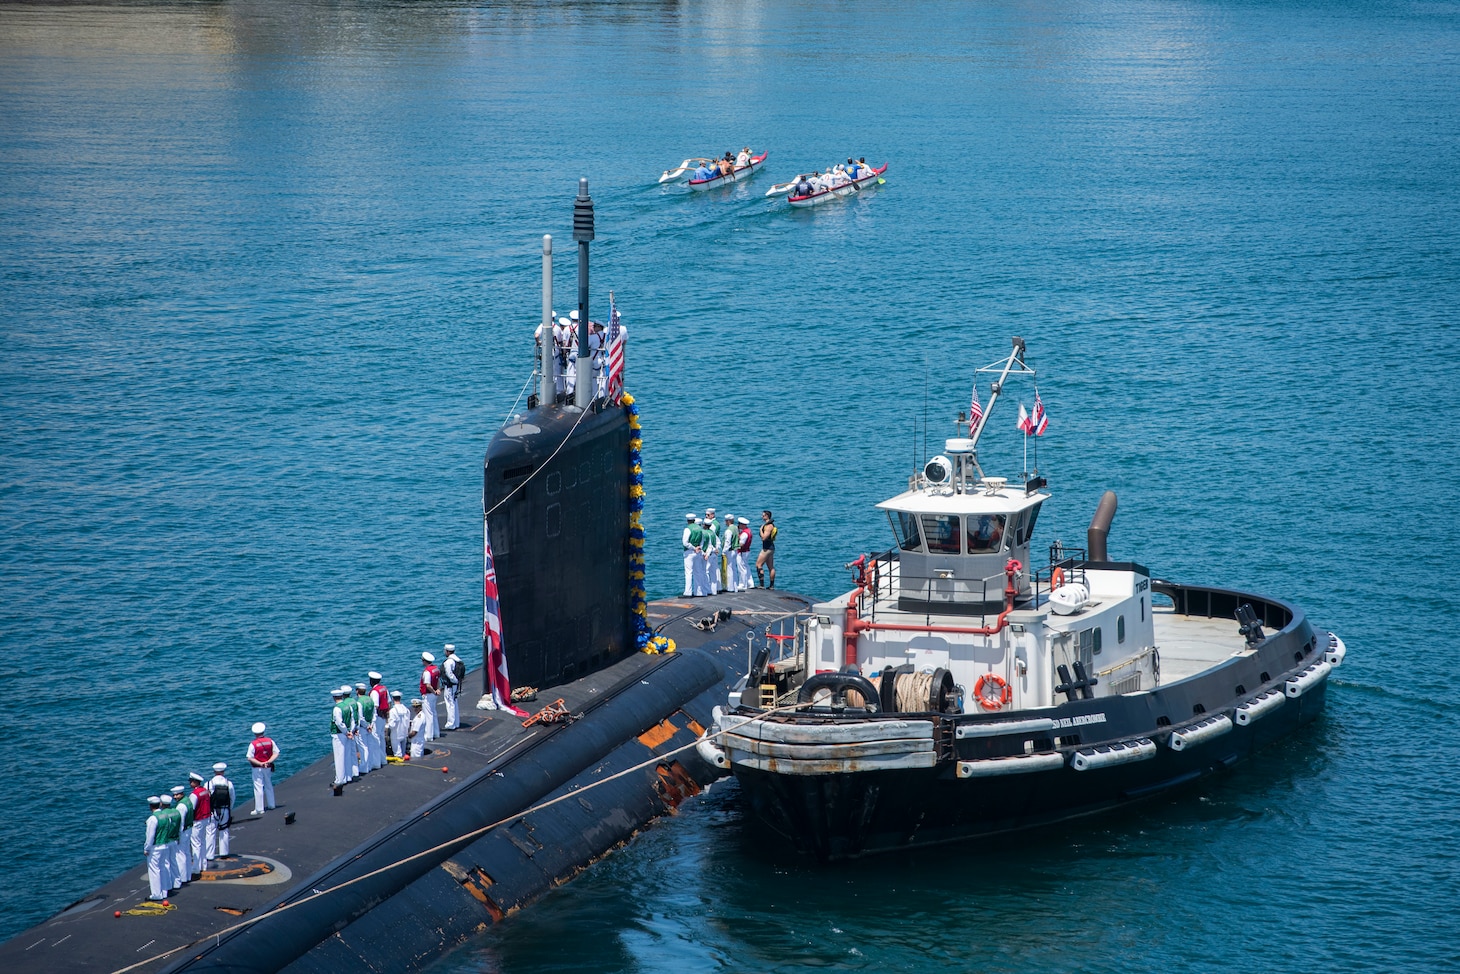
[573,177,594,408]
[1087,490,1118,562]
[540,234,554,406]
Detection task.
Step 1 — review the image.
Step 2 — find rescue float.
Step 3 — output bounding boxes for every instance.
[704,337,1346,860]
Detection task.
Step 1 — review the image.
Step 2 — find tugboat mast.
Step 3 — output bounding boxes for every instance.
[968,336,1031,449]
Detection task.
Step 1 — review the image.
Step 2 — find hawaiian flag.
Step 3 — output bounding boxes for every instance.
[1032,391,1049,436]
[484,524,528,716]
[606,296,625,404]
[968,379,983,432]
[1018,402,1034,435]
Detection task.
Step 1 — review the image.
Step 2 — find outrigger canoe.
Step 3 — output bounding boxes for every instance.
[686,153,768,191]
[786,164,887,208]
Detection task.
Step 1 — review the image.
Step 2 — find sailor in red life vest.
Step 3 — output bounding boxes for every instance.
[368,672,390,767]
[246,721,279,815]
[169,785,193,884]
[329,687,351,788]
[142,796,168,900]
[441,644,465,731]
[419,651,441,741]
[736,517,754,593]
[188,771,212,872]
[207,762,235,857]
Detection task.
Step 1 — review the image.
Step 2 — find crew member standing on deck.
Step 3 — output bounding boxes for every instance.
[757,510,778,589]
[682,513,699,597]
[343,684,363,780]
[169,786,193,885]
[208,762,235,857]
[721,513,738,591]
[442,644,465,730]
[188,771,211,873]
[369,672,390,766]
[704,509,721,595]
[157,794,181,893]
[408,698,427,760]
[698,517,717,596]
[329,687,351,788]
[420,651,441,740]
[246,722,278,814]
[737,517,754,592]
[388,689,410,758]
[354,684,376,774]
[143,796,169,901]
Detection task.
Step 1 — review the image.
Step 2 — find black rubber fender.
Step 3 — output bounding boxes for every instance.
[797,672,882,712]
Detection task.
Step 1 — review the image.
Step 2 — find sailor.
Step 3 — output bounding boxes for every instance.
[698,517,717,596]
[420,651,441,740]
[588,321,606,399]
[682,513,699,597]
[246,721,279,814]
[208,762,235,858]
[143,796,169,901]
[188,771,212,874]
[757,509,777,589]
[354,684,376,773]
[388,690,411,759]
[329,687,351,787]
[368,672,390,766]
[722,513,740,591]
[563,310,582,396]
[736,146,751,168]
[441,644,465,731]
[156,793,181,893]
[736,516,754,592]
[169,785,193,884]
[704,508,721,595]
[553,316,572,398]
[408,698,427,760]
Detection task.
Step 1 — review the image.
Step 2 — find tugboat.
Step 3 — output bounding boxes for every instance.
[707,338,1346,860]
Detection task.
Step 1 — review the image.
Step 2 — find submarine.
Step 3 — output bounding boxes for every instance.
[0,183,813,974]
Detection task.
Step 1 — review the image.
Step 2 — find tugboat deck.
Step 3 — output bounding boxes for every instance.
[1152,605,1253,683]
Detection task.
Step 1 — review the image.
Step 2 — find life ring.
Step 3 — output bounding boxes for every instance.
[1051,567,1066,589]
[973,673,1013,711]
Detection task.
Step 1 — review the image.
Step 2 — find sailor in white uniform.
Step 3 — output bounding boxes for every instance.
[442,644,465,730]
[207,762,235,857]
[246,721,279,812]
[682,513,699,597]
[563,310,581,396]
[388,689,410,759]
[735,517,753,592]
[143,795,169,900]
[420,651,441,741]
[168,786,193,884]
[187,771,209,875]
[368,672,390,767]
[704,509,721,595]
[408,698,427,760]
[722,513,739,591]
[353,684,376,774]
[329,687,351,787]
[697,517,717,596]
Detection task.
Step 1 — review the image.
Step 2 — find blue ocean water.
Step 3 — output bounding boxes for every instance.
[2,0,1458,970]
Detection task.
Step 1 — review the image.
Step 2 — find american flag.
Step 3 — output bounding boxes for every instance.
[968,379,983,433]
[1032,392,1049,436]
[484,524,528,716]
[606,296,624,403]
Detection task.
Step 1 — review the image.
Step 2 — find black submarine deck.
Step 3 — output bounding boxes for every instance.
[0,588,810,974]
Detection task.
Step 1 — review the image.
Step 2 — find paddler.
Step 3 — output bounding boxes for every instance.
[736,146,751,168]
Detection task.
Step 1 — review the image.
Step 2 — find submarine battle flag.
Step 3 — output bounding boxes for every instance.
[484,525,528,716]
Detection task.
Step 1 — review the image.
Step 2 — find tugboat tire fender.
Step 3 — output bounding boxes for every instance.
[797,673,883,712]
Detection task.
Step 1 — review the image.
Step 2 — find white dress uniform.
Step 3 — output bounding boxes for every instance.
[442,646,464,730]
[388,694,410,758]
[353,686,375,774]
[736,518,753,592]
[329,690,350,786]
[369,675,390,768]
[170,787,192,883]
[144,798,169,900]
[420,652,440,740]
[409,703,427,760]
[697,518,717,596]
[722,516,740,591]
[704,510,720,595]
[187,773,208,874]
[682,514,698,596]
[246,723,279,813]
[207,764,235,857]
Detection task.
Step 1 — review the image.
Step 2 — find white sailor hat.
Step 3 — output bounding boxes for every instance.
[331,686,346,697]
[444,644,457,654]
[148,795,161,805]
[160,794,174,805]
[188,771,203,783]
[368,671,382,681]
[557,316,570,327]
[391,690,403,698]
[724,513,735,520]
[251,722,266,734]
[422,651,435,663]
[170,786,186,796]
[737,516,750,524]
[569,309,579,321]
[351,683,365,693]
[685,513,697,520]
[213,762,228,772]
[706,507,716,515]
[410,697,422,707]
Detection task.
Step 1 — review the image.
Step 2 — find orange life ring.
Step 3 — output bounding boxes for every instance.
[973,673,1013,711]
[1051,567,1066,589]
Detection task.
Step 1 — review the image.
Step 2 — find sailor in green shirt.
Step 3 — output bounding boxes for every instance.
[330,687,352,787]
[683,513,703,597]
[342,685,362,781]
[169,785,193,884]
[157,793,183,895]
[143,795,170,900]
[703,508,721,595]
[355,683,377,775]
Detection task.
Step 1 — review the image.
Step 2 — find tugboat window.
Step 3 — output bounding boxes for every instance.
[888,511,922,552]
[921,514,961,554]
[1018,502,1042,544]
[1118,615,1126,643]
[968,514,1006,553]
